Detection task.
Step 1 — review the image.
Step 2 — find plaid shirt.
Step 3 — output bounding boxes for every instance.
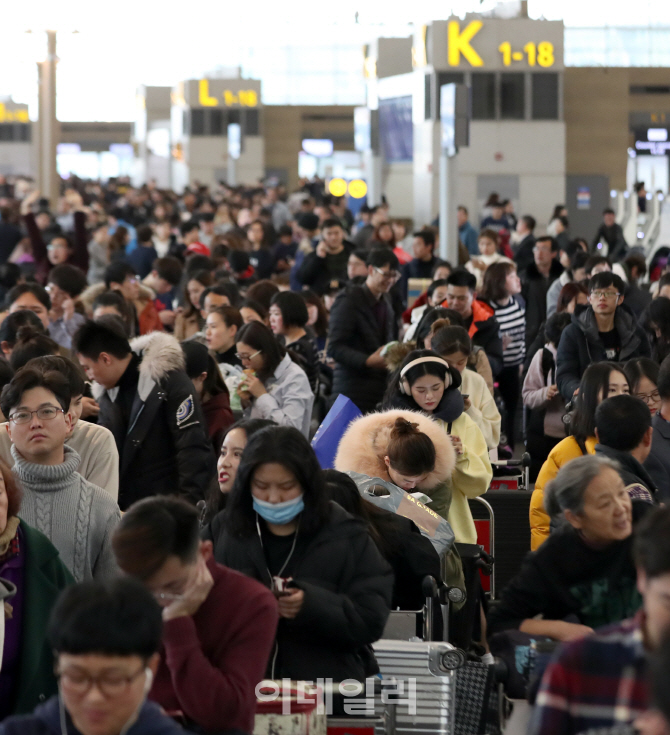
[528,614,649,735]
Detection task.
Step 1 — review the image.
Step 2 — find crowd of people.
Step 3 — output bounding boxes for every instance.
[0,173,669,735]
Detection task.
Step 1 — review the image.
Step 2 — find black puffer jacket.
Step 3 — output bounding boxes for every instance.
[207,502,393,682]
[328,284,398,413]
[556,305,651,401]
[96,332,216,510]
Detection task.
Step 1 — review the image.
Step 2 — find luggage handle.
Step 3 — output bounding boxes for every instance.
[421,575,466,642]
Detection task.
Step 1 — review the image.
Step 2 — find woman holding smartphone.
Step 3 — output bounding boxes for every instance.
[210,425,393,682]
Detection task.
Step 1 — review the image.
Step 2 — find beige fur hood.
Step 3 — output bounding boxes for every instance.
[334,409,456,490]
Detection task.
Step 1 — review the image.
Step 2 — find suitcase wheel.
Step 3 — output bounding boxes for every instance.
[441,648,467,671]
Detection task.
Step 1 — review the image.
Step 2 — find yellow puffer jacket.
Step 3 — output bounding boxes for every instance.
[530,435,597,550]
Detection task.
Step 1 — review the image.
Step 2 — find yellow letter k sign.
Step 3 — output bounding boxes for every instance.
[448,20,484,67]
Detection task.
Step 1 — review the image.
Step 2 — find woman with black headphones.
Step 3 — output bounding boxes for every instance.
[382,350,493,545]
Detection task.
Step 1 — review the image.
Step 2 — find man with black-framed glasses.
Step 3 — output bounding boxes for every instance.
[0,577,188,735]
[556,271,651,401]
[0,366,119,581]
[328,247,400,413]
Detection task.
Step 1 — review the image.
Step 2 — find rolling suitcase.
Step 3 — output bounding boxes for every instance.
[373,578,468,735]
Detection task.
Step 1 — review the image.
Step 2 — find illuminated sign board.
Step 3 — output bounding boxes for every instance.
[0,102,29,124]
[634,128,670,156]
[175,79,262,109]
[413,17,564,72]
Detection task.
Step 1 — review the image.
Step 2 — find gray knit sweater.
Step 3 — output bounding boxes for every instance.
[12,444,121,582]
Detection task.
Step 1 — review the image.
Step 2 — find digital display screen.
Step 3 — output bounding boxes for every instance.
[378,96,413,163]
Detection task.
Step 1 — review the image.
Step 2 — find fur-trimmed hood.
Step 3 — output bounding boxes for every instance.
[130,332,185,400]
[91,331,186,402]
[334,409,456,490]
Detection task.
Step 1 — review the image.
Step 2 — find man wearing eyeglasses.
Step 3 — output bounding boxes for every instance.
[0,366,120,582]
[328,248,400,413]
[556,272,651,401]
[0,577,187,735]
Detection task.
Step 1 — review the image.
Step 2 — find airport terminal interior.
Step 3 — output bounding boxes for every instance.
[2,2,670,735]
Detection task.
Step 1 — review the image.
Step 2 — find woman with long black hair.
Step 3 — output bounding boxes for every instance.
[209,425,392,682]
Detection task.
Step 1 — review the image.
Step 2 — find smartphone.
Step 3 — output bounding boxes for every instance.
[461,394,469,399]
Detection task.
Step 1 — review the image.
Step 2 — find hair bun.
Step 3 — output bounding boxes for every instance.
[429,318,451,335]
[391,417,419,437]
[15,325,41,342]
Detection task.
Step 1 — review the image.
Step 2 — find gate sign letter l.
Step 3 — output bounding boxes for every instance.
[448,20,484,67]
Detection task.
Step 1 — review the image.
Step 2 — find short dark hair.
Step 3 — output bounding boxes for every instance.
[48,577,163,658]
[246,280,280,311]
[427,279,449,300]
[366,247,399,270]
[624,253,647,279]
[73,317,132,360]
[200,283,241,309]
[91,291,131,332]
[47,264,88,298]
[185,254,214,275]
[26,354,86,398]
[228,250,250,274]
[350,248,368,263]
[270,291,308,329]
[595,394,651,451]
[1,366,71,418]
[478,228,499,246]
[603,207,615,216]
[544,312,572,346]
[536,235,559,253]
[658,355,670,400]
[226,425,330,537]
[634,507,670,579]
[588,271,625,294]
[112,496,201,580]
[210,305,243,330]
[153,256,182,286]
[0,310,46,346]
[180,219,199,237]
[6,283,51,311]
[104,261,136,290]
[321,218,343,231]
[521,215,536,232]
[584,255,610,275]
[457,205,468,216]
[446,268,477,292]
[413,230,435,248]
[571,250,590,272]
[9,326,59,371]
[137,225,153,244]
[235,321,285,382]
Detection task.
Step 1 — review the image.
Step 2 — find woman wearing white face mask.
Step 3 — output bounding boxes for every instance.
[210,425,393,683]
